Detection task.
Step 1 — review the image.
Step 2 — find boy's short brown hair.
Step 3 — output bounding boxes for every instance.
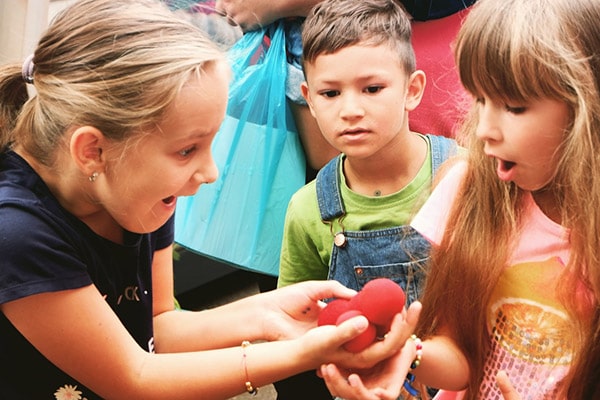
[302,0,415,74]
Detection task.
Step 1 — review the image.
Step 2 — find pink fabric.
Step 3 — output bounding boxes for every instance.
[411,162,570,265]
[410,161,466,245]
[409,8,472,138]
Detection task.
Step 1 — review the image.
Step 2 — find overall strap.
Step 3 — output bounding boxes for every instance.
[316,136,456,221]
[426,134,457,176]
[316,155,345,221]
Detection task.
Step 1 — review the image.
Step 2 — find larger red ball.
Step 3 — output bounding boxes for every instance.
[336,310,377,352]
[349,278,406,326]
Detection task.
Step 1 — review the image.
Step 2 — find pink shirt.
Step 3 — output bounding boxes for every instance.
[412,162,575,400]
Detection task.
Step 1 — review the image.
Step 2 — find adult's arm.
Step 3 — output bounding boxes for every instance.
[215,0,321,32]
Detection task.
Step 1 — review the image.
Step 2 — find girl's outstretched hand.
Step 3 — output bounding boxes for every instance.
[497,371,521,400]
[256,280,357,341]
[318,301,422,399]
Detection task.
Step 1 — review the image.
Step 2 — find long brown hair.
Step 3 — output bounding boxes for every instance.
[416,0,600,398]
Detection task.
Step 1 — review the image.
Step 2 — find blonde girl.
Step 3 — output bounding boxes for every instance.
[0,0,418,398]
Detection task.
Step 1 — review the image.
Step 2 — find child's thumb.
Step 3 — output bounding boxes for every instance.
[335,314,369,341]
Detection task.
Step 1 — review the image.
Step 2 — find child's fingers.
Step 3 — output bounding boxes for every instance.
[321,364,378,400]
[320,363,346,397]
[405,300,422,327]
[496,371,521,400]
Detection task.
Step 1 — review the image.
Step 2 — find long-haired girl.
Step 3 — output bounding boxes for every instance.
[409,0,600,398]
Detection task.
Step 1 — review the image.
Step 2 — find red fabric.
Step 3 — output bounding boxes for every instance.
[409,7,472,138]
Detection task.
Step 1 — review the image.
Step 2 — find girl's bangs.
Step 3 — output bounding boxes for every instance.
[456,4,563,104]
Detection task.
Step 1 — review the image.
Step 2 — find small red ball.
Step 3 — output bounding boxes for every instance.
[318,298,351,326]
[336,310,377,352]
[349,278,406,326]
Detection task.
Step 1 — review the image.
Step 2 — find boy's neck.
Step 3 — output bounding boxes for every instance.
[343,132,428,197]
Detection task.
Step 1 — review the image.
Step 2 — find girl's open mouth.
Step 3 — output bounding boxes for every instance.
[496,159,516,181]
[162,196,175,205]
[500,160,515,172]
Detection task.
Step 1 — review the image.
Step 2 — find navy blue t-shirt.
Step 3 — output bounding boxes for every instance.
[0,151,174,399]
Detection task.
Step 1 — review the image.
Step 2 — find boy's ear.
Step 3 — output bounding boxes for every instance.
[69,126,106,176]
[405,70,426,112]
[300,81,318,118]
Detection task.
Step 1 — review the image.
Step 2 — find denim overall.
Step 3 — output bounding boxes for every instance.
[316,134,456,306]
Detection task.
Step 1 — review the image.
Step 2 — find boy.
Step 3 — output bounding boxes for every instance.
[273,0,457,397]
[278,0,457,304]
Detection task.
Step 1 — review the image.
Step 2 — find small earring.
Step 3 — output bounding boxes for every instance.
[88,172,99,182]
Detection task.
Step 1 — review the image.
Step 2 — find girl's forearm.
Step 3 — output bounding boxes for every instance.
[412,335,470,391]
[152,293,270,352]
[119,338,315,400]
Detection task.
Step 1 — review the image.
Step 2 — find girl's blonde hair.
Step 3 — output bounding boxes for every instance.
[0,0,225,166]
[416,0,600,398]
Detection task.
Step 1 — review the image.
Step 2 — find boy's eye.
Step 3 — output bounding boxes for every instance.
[365,86,383,94]
[320,90,339,98]
[178,145,197,158]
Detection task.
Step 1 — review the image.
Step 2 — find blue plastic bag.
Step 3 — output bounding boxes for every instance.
[175,21,306,276]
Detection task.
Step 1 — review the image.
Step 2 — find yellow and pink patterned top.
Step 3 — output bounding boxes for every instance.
[411,162,590,400]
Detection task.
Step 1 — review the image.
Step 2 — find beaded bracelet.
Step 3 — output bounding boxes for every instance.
[410,334,423,369]
[402,335,423,397]
[241,340,258,396]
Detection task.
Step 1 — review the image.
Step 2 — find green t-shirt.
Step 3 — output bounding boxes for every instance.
[278,136,434,287]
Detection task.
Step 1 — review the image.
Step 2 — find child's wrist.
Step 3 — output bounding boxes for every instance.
[402,335,423,397]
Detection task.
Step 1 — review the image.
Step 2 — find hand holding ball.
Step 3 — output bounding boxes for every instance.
[335,310,377,352]
[318,278,406,352]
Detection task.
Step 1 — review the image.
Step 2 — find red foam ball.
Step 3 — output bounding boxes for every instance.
[349,278,406,326]
[336,310,377,353]
[318,298,351,326]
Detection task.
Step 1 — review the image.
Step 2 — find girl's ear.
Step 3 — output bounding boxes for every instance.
[405,70,426,112]
[300,81,318,118]
[69,126,106,177]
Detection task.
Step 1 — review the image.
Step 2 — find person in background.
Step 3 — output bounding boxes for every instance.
[325,0,600,398]
[0,0,421,398]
